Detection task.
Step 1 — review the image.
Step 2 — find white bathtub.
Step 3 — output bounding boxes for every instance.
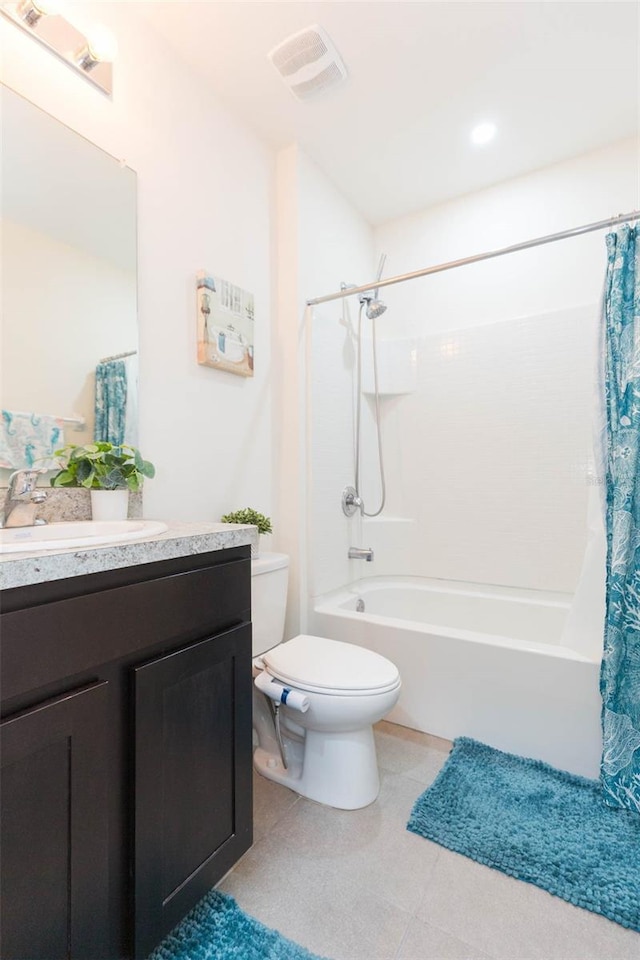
[311,577,602,778]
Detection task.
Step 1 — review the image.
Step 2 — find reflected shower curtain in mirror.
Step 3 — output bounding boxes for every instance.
[600,223,640,814]
[94,359,127,445]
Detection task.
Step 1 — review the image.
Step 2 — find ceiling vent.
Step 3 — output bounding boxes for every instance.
[268,25,347,101]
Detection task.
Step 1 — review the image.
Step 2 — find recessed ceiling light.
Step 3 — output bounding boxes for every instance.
[471,122,497,146]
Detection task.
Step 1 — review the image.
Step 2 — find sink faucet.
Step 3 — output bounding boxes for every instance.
[3,470,48,528]
[348,546,374,562]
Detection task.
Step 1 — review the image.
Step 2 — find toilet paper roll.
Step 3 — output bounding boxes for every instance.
[254,670,310,713]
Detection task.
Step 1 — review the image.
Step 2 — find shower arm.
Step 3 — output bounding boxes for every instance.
[358,253,387,306]
[372,253,387,301]
[341,255,387,307]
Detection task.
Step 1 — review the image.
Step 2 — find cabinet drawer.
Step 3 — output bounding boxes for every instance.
[1,557,250,702]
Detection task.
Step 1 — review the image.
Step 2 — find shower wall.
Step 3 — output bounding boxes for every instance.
[275,145,374,633]
[358,137,639,594]
[358,304,594,591]
[299,159,374,606]
[304,136,638,610]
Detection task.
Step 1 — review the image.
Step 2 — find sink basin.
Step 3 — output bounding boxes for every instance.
[0,519,169,554]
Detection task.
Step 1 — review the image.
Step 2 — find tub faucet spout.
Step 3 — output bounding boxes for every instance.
[348,547,374,562]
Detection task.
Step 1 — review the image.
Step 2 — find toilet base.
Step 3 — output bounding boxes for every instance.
[254,725,380,810]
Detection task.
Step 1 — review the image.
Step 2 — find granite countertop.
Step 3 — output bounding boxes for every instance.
[0,521,257,591]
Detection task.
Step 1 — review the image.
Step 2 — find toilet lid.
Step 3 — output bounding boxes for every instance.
[263,634,400,694]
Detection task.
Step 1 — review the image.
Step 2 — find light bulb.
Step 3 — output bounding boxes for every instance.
[31,0,61,14]
[17,0,60,26]
[85,23,118,63]
[470,122,497,146]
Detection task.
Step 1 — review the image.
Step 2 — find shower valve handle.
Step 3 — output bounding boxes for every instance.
[342,486,364,517]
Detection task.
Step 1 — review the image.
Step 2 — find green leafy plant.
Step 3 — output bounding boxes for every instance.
[220,507,272,535]
[49,442,156,492]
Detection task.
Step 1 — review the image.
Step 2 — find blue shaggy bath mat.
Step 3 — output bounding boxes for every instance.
[407,737,640,931]
[147,890,327,960]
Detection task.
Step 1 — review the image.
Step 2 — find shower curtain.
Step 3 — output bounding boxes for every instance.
[600,223,640,814]
[94,359,128,446]
[122,353,139,447]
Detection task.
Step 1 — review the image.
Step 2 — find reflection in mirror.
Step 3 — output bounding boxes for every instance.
[0,84,137,478]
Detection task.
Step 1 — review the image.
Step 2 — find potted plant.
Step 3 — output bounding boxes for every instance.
[221,507,272,557]
[50,442,156,521]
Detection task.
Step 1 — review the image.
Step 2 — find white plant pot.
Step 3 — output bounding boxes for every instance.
[252,533,272,558]
[90,489,129,521]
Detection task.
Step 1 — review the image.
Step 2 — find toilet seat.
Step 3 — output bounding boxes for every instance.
[263,634,400,697]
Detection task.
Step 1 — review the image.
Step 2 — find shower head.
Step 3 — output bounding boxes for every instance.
[365,252,388,318]
[358,289,387,319]
[348,252,389,319]
[365,298,387,319]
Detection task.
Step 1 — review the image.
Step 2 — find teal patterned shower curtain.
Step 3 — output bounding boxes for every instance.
[94,360,127,446]
[600,223,640,814]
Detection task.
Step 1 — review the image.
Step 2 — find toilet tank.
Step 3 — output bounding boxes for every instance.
[250,552,289,656]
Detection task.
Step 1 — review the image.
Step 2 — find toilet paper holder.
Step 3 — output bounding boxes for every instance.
[254,670,310,713]
[255,670,311,772]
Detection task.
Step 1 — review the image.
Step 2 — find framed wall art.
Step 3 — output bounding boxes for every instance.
[197,271,254,378]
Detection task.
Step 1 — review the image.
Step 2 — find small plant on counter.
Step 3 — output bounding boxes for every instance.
[220,507,273,535]
[49,442,156,491]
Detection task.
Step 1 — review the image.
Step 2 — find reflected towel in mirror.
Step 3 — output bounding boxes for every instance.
[0,410,65,470]
[94,360,127,445]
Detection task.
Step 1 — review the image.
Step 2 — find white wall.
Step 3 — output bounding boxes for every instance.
[375,138,638,335]
[0,3,274,522]
[365,137,639,592]
[275,145,374,634]
[273,144,305,638]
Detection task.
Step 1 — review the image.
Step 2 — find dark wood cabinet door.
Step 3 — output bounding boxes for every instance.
[1,682,109,960]
[133,623,252,957]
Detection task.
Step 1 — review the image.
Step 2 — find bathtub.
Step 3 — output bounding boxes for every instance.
[311,576,602,778]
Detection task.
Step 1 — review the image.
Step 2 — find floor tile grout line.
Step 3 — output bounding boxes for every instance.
[411,846,443,916]
[414,912,500,960]
[391,911,415,960]
[407,847,508,960]
[393,910,501,960]
[225,793,302,884]
[255,793,302,842]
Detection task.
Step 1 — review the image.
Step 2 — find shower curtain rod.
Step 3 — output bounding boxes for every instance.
[306,209,640,307]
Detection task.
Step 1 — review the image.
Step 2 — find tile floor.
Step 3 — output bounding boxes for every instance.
[219,721,640,960]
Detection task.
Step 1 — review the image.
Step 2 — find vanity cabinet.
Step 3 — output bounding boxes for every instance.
[1,682,110,960]
[133,623,252,957]
[0,546,253,960]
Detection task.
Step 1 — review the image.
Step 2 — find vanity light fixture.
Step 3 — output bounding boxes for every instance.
[1,1,116,95]
[75,23,118,73]
[16,0,59,27]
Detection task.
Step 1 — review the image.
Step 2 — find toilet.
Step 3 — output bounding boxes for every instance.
[251,552,401,810]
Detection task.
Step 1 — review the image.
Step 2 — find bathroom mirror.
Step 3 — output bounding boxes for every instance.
[0,84,137,476]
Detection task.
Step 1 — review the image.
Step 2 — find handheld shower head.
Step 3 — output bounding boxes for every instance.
[363,253,388,318]
[366,298,387,319]
[347,254,389,319]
